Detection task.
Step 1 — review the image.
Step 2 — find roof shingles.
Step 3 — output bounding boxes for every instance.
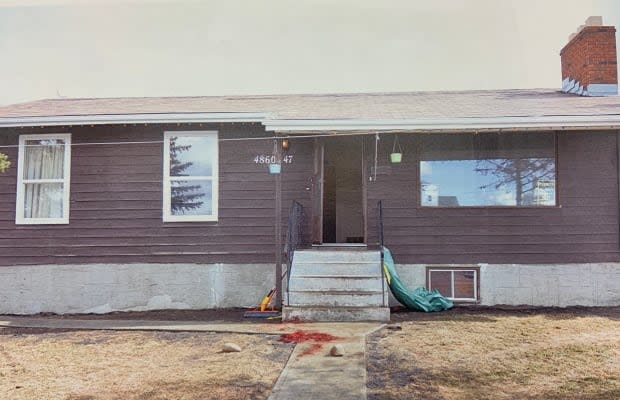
[1,89,619,121]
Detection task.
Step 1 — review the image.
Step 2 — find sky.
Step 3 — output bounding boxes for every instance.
[0,0,619,105]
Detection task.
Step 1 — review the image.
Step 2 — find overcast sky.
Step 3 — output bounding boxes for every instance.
[0,0,618,105]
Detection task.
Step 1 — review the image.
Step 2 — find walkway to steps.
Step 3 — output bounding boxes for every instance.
[0,316,384,400]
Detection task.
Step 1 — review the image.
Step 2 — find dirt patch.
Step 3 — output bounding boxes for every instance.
[0,328,293,400]
[368,307,620,400]
[389,305,620,322]
[10,308,255,322]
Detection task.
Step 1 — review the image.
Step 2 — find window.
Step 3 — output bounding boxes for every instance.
[427,267,479,302]
[16,134,71,224]
[420,132,556,207]
[163,131,218,222]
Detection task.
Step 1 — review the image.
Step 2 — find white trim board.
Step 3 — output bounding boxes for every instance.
[2,112,620,134]
[262,115,620,133]
[0,112,267,128]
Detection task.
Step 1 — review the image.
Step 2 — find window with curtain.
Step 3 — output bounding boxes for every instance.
[16,134,71,224]
[163,131,219,222]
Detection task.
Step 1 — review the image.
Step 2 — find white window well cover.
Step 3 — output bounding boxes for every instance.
[16,134,72,224]
[163,131,219,222]
[428,268,478,301]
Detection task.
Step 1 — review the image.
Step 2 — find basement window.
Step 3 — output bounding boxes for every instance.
[163,131,219,222]
[426,266,479,302]
[16,134,72,224]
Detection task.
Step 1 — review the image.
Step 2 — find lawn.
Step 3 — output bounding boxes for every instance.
[1,307,618,400]
[0,327,293,400]
[367,307,620,400]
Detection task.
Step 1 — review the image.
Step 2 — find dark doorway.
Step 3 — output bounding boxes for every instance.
[321,136,365,244]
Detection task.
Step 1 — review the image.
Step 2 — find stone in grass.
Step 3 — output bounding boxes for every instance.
[222,342,242,353]
[329,344,345,357]
[387,324,402,331]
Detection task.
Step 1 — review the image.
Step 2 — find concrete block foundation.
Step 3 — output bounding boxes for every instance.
[1,262,618,315]
[0,263,275,315]
[394,263,620,307]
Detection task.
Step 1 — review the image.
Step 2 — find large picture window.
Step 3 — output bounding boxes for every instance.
[163,131,218,222]
[420,132,556,207]
[16,134,71,224]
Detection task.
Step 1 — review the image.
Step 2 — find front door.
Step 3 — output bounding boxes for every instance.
[312,136,365,244]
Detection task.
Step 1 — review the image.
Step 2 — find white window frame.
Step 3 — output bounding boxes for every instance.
[427,268,479,302]
[163,131,219,222]
[16,133,72,225]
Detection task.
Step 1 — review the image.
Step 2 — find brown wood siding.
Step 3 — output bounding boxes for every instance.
[0,124,312,266]
[366,131,620,264]
[2,126,619,267]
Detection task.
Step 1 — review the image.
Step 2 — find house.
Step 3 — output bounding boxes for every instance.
[0,17,619,319]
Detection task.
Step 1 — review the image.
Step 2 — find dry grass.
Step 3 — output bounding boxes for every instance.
[0,328,293,400]
[368,310,620,400]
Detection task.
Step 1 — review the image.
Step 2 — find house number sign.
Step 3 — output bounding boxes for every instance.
[253,155,294,164]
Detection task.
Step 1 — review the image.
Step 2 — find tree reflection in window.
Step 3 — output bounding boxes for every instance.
[475,158,555,205]
[169,136,205,214]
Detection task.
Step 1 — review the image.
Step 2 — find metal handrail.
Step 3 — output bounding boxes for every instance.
[377,200,384,251]
[284,200,304,306]
[377,200,387,307]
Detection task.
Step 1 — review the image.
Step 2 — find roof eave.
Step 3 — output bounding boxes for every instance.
[0,112,268,128]
[263,115,620,133]
[1,113,619,133]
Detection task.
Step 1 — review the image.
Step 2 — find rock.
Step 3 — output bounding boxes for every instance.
[387,325,402,331]
[329,344,345,357]
[222,342,242,353]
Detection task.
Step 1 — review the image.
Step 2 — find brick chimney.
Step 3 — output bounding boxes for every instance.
[560,16,618,96]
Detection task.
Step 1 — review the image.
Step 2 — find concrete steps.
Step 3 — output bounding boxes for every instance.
[282,305,389,322]
[283,249,389,322]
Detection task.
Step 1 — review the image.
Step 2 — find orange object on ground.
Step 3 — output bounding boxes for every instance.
[259,288,276,311]
[243,288,279,318]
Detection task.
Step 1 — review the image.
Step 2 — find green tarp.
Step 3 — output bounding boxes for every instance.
[382,246,453,312]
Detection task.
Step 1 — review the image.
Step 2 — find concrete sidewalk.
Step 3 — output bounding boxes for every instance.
[269,334,372,400]
[0,316,289,335]
[0,316,384,400]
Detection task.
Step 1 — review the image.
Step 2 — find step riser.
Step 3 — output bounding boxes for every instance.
[287,292,385,307]
[284,291,390,307]
[293,250,380,263]
[291,263,381,276]
[282,306,390,322]
[289,276,384,292]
